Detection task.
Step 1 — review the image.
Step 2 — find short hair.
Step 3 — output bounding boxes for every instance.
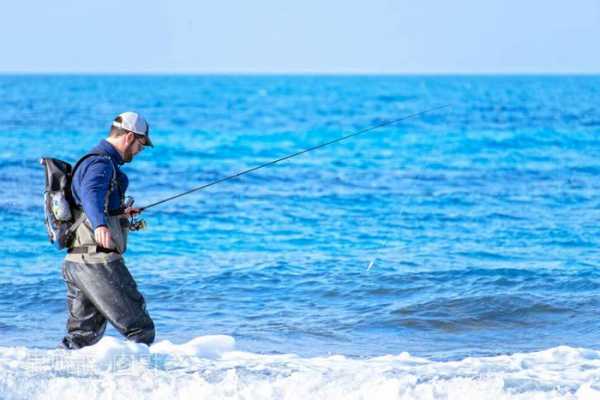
[109,116,129,137]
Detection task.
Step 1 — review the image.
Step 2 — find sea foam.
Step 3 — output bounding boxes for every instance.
[1,337,600,399]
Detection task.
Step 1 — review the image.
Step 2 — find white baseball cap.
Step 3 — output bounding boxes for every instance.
[112,111,154,147]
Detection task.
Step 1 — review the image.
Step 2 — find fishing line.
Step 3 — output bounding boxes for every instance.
[140,104,450,212]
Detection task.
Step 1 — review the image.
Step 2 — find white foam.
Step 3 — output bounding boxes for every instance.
[1,338,600,399]
[150,335,235,358]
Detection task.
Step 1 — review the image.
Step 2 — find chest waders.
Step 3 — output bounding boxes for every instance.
[60,153,154,350]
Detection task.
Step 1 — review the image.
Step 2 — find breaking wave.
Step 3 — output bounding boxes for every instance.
[2,336,600,400]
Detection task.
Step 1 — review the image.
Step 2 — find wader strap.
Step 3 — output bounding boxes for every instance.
[104,157,118,216]
[67,246,117,254]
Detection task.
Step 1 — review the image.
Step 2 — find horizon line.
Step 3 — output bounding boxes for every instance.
[1,71,599,77]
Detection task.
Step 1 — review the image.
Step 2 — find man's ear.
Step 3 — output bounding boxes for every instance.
[125,131,136,145]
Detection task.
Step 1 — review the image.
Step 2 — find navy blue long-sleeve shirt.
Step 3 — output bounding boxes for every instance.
[72,140,129,230]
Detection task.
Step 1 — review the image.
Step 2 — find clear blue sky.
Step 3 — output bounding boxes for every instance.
[1,0,599,73]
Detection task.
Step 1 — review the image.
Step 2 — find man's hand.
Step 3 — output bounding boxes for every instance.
[123,207,141,218]
[94,226,114,249]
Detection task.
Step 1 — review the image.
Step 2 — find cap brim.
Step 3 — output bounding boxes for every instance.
[144,136,154,147]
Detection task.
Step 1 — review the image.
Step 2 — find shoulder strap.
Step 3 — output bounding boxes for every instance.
[71,151,107,176]
[103,157,118,215]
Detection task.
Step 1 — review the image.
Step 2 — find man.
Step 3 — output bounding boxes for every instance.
[61,111,155,350]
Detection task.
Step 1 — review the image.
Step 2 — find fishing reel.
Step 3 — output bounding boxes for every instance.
[124,196,147,232]
[129,218,147,231]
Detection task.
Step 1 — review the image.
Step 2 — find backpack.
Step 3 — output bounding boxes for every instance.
[41,153,116,250]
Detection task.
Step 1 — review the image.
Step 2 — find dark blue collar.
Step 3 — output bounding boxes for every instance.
[93,139,124,166]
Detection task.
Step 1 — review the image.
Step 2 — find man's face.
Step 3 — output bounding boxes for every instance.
[123,131,146,162]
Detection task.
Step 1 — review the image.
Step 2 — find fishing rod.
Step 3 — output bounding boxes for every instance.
[139,104,449,212]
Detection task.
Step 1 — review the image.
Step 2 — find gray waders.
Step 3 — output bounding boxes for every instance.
[61,210,154,349]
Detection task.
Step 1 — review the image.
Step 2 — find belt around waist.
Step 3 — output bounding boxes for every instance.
[68,246,118,254]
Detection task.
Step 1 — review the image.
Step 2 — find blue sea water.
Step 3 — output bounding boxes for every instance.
[1,75,600,399]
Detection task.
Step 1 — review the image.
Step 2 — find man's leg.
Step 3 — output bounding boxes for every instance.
[62,261,107,349]
[64,258,155,346]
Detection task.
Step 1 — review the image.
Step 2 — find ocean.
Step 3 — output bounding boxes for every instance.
[1,75,599,399]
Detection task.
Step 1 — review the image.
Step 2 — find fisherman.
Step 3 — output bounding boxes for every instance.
[60,112,155,349]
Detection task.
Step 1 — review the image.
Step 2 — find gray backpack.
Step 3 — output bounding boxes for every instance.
[41,153,115,250]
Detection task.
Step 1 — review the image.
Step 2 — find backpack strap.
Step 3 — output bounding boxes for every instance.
[65,212,88,237]
[71,152,114,180]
